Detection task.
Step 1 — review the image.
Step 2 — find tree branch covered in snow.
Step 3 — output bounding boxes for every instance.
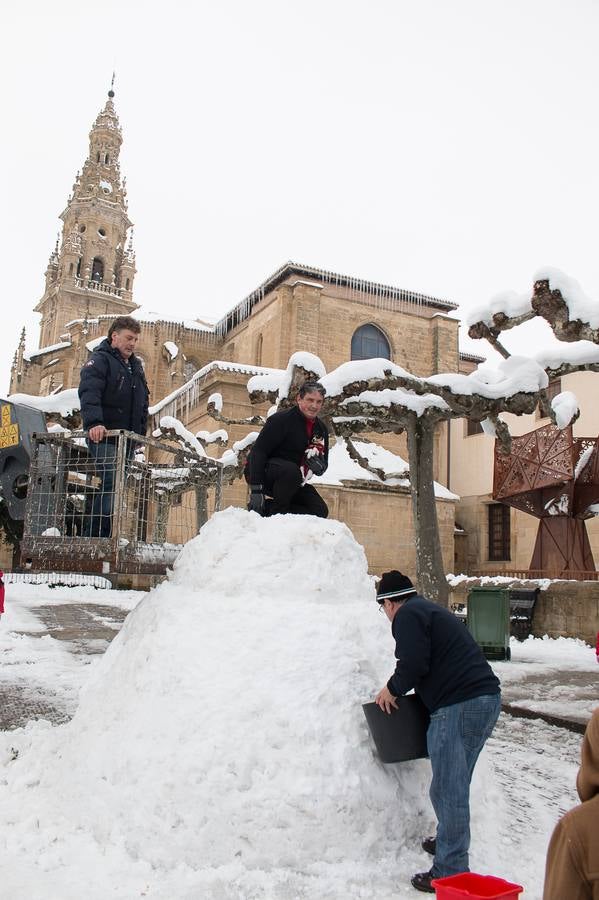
[248,353,550,453]
[345,438,410,483]
[154,417,208,458]
[241,292,599,604]
[468,274,599,374]
[206,400,266,427]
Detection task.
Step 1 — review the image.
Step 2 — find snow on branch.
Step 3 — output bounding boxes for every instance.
[468,268,599,351]
[345,437,410,483]
[551,392,579,430]
[195,429,228,447]
[155,416,208,457]
[248,352,325,406]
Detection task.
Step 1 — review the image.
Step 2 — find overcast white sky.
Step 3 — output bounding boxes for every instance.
[2,0,598,393]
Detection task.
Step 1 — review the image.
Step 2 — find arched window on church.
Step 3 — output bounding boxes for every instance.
[91,257,104,283]
[125,278,130,291]
[350,323,391,361]
[256,333,263,366]
[105,153,110,164]
[76,257,82,278]
[96,152,100,162]
[184,358,199,381]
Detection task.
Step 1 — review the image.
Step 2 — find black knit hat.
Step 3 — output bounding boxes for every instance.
[376,570,417,602]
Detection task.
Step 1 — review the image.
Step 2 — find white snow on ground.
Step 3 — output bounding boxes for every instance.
[5,582,143,614]
[493,635,598,722]
[0,512,596,899]
[0,585,146,728]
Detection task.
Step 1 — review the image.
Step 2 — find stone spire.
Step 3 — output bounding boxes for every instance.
[73,86,125,205]
[34,84,138,350]
[9,327,26,392]
[44,234,60,288]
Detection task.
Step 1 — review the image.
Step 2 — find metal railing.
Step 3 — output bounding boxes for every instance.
[470,568,599,582]
[21,430,224,576]
[73,277,123,297]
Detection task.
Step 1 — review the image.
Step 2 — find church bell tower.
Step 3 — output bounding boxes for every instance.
[35,85,138,349]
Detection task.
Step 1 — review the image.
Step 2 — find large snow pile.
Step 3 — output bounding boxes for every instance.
[0,509,502,899]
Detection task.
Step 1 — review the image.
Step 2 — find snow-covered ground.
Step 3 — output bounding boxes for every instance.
[0,509,596,899]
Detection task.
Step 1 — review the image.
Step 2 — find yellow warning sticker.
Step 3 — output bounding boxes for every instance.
[0,405,17,446]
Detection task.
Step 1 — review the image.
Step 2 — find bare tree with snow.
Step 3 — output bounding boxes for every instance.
[241,271,599,605]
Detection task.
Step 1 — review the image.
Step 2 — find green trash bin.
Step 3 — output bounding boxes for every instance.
[466,587,511,661]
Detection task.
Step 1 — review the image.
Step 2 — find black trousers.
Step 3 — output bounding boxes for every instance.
[264,458,328,518]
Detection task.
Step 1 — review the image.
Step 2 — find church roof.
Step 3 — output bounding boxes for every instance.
[214,261,458,338]
[459,350,486,363]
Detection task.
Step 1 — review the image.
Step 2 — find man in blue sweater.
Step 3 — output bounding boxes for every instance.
[79,316,149,537]
[375,571,501,893]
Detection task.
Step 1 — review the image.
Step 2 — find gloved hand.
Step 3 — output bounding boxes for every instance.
[247,485,265,515]
[306,454,327,476]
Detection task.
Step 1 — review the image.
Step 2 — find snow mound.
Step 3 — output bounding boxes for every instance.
[2,509,446,897]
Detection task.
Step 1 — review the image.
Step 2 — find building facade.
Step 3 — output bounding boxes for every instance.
[450,359,599,577]
[8,90,461,578]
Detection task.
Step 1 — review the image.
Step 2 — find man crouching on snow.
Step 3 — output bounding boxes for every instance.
[245,381,329,517]
[374,571,501,894]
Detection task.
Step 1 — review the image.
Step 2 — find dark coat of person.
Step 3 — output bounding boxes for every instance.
[78,339,149,436]
[247,405,329,485]
[387,593,500,712]
[543,708,599,900]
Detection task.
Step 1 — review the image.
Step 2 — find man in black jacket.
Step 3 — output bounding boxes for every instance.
[78,316,149,537]
[246,381,329,517]
[374,571,501,893]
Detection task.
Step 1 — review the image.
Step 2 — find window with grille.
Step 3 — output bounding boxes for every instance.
[488,503,510,560]
[351,324,391,361]
[466,418,484,436]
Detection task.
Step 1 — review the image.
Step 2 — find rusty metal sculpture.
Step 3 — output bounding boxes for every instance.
[493,423,599,574]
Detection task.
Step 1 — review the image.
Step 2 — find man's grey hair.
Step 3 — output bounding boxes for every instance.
[298,381,326,398]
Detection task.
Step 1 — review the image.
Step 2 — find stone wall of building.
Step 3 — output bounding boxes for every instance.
[450,578,598,645]
[531,581,599,645]
[318,482,456,577]
[182,367,456,578]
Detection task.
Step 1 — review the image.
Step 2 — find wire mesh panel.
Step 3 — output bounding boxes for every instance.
[21,430,224,575]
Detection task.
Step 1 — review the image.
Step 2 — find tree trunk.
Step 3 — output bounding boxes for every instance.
[406,416,449,607]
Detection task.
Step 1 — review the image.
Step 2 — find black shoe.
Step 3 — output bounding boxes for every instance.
[421,836,436,856]
[411,870,435,893]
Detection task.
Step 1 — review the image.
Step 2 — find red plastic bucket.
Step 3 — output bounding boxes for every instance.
[431,872,524,899]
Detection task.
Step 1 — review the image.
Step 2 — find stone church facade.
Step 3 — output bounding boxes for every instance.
[9,90,461,578]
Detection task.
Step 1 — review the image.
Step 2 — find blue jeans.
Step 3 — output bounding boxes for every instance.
[427,693,501,877]
[84,438,133,538]
[85,439,119,538]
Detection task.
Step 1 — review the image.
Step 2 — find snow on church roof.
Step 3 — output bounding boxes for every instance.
[149,361,278,417]
[7,388,80,417]
[65,313,216,333]
[24,341,72,361]
[214,261,458,339]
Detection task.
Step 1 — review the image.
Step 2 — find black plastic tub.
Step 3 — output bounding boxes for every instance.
[362,694,430,763]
